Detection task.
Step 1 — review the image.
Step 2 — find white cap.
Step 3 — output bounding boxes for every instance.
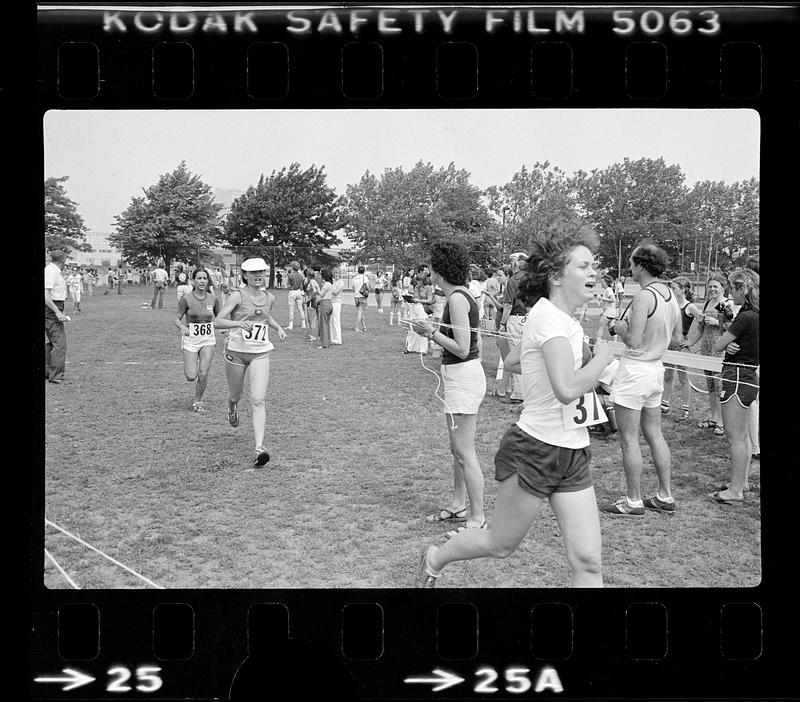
[241,257,268,271]
[509,252,529,261]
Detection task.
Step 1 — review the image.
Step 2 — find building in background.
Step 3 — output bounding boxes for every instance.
[69,231,122,268]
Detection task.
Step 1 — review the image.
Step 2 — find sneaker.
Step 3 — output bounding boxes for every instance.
[415,545,441,588]
[600,496,645,517]
[643,494,676,515]
[675,408,690,422]
[253,446,270,467]
[192,401,206,414]
[228,403,239,427]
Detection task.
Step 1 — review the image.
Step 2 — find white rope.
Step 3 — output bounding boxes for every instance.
[45,519,165,589]
[44,548,80,589]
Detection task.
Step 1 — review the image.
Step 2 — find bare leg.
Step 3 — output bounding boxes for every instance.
[428,476,542,572]
[224,358,247,413]
[195,345,215,401]
[182,349,199,382]
[549,488,603,587]
[614,404,644,501]
[719,400,751,499]
[248,357,270,450]
[447,414,484,526]
[640,406,672,499]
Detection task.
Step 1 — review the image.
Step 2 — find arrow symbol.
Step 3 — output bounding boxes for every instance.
[34,668,95,691]
[404,668,464,692]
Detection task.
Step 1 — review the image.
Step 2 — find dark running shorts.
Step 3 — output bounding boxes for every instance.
[719,364,759,408]
[494,424,592,498]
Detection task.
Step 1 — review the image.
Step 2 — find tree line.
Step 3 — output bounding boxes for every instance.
[45,157,758,288]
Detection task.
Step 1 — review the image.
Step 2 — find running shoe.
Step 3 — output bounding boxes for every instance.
[253,446,270,467]
[228,403,239,427]
[192,401,206,414]
[600,497,645,517]
[415,545,441,588]
[643,494,676,515]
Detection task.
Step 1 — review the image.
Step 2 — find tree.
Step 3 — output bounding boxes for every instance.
[483,162,581,261]
[573,158,689,276]
[45,176,90,254]
[221,163,342,288]
[110,162,223,271]
[342,161,492,268]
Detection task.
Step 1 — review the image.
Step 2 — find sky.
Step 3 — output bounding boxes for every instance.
[43,109,759,233]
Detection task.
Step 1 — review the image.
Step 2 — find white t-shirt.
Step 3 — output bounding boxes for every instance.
[331,279,344,302]
[44,262,67,301]
[516,297,590,449]
[601,287,618,317]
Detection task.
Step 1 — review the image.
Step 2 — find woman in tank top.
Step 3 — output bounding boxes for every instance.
[173,268,221,413]
[410,242,487,536]
[213,258,287,468]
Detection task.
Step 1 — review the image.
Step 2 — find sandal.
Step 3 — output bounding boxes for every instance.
[426,507,467,524]
[697,419,724,435]
[445,519,487,539]
[708,490,744,506]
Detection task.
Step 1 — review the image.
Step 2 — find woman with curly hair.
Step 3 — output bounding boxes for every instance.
[410,242,487,535]
[601,243,682,517]
[695,272,734,435]
[415,222,614,588]
[709,269,760,505]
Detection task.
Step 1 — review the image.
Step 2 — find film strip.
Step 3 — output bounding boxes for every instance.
[32,3,794,701]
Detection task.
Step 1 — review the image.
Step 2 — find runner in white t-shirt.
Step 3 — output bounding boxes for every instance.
[416,222,614,588]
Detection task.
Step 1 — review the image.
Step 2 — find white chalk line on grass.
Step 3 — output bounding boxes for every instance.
[44,548,80,589]
[45,518,165,589]
[65,360,183,365]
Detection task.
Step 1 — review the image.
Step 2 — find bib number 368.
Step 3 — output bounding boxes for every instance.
[562,391,607,430]
[188,322,213,338]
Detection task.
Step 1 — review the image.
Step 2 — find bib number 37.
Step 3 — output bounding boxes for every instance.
[562,391,607,430]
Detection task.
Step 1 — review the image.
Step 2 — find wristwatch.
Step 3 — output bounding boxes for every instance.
[427,329,437,340]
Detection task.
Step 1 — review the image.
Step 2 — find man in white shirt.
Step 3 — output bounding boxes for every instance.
[151,261,169,309]
[44,250,70,384]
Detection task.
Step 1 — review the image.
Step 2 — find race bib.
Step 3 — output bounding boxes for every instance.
[188,322,214,341]
[241,323,269,346]
[562,391,608,431]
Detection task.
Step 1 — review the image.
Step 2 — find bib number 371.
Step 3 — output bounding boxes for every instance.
[242,323,268,342]
[562,391,608,430]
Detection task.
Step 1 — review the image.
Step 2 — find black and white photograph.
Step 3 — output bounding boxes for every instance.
[43,108,760,589]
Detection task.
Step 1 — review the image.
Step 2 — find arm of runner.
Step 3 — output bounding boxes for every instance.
[212,290,251,331]
[174,297,189,335]
[542,337,615,404]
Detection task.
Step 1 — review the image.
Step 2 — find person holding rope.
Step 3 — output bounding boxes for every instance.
[173,268,221,414]
[415,222,614,588]
[601,243,682,517]
[695,273,734,435]
[213,257,287,468]
[660,276,702,422]
[410,241,488,535]
[709,269,760,505]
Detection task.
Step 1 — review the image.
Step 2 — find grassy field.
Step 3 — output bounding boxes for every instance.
[42,286,760,589]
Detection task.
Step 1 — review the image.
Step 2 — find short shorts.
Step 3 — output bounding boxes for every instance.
[494,424,592,498]
[224,346,271,367]
[355,297,369,307]
[719,364,759,408]
[441,359,486,415]
[181,336,217,353]
[611,360,664,411]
